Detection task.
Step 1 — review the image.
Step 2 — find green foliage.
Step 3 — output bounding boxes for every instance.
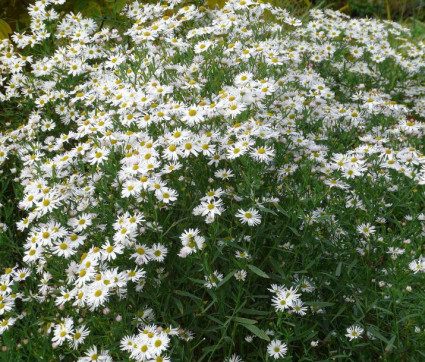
[0,19,12,39]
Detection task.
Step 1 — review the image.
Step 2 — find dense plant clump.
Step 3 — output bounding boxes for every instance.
[1,0,425,360]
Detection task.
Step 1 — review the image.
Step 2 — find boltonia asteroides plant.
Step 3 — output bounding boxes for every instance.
[0,0,425,360]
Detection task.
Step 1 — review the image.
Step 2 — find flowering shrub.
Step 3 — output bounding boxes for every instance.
[1,0,425,360]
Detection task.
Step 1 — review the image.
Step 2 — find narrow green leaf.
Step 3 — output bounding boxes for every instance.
[371,306,393,316]
[347,259,358,274]
[206,315,224,325]
[240,323,270,341]
[367,327,388,344]
[247,264,269,279]
[335,261,342,276]
[232,316,257,325]
[188,277,206,285]
[217,270,237,287]
[258,205,277,216]
[397,313,422,324]
[173,297,184,315]
[239,308,269,316]
[174,290,202,301]
[274,203,289,216]
[289,226,300,236]
[385,335,396,353]
[303,301,334,307]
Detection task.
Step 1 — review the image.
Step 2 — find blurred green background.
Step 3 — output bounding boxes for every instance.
[0,0,425,38]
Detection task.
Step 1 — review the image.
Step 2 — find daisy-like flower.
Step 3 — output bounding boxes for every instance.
[226,142,248,160]
[23,246,43,264]
[345,325,364,341]
[131,244,152,265]
[126,268,146,283]
[150,243,168,262]
[69,325,90,349]
[272,293,293,311]
[182,107,204,125]
[101,241,123,261]
[235,208,262,226]
[0,298,13,315]
[285,16,302,26]
[120,335,136,352]
[68,216,93,234]
[204,270,224,289]
[267,339,288,359]
[199,199,225,218]
[234,72,253,86]
[200,188,225,202]
[234,269,247,281]
[35,193,61,216]
[194,40,213,53]
[113,225,137,244]
[225,354,244,362]
[214,168,234,180]
[0,278,13,296]
[88,147,110,165]
[179,228,200,245]
[271,286,301,312]
[121,179,142,198]
[87,284,109,311]
[55,288,75,307]
[298,278,315,293]
[52,240,76,258]
[52,318,74,346]
[409,257,425,274]
[292,300,307,316]
[151,332,170,355]
[13,268,31,281]
[156,187,178,204]
[225,102,246,118]
[356,223,376,237]
[250,146,275,163]
[0,317,16,334]
[79,345,112,362]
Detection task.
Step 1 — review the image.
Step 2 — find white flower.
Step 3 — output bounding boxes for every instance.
[267,339,288,359]
[194,40,213,53]
[356,223,376,237]
[156,187,178,204]
[199,199,225,218]
[150,243,168,262]
[204,271,223,289]
[292,300,307,316]
[224,354,244,362]
[87,284,109,311]
[70,325,90,349]
[214,168,234,180]
[345,325,364,341]
[52,318,74,346]
[101,241,123,261]
[235,208,262,226]
[234,269,247,281]
[409,257,425,274]
[271,287,300,312]
[0,317,16,334]
[88,148,110,165]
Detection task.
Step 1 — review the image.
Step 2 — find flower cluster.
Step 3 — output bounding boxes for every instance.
[0,0,425,359]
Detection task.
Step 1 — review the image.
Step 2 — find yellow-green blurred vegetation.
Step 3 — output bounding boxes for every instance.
[0,0,425,39]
